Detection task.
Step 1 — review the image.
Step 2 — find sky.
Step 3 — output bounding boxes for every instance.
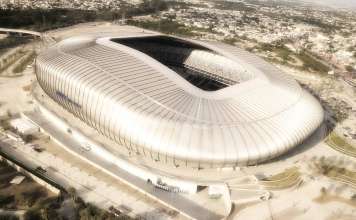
[296,0,356,9]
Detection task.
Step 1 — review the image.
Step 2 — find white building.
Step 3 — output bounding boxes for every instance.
[35,34,324,170]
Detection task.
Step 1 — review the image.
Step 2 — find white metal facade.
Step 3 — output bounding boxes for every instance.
[35,34,324,168]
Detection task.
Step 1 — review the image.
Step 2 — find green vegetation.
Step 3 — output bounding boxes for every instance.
[296,51,330,74]
[0,49,27,74]
[326,98,351,123]
[351,194,356,201]
[259,43,293,60]
[137,0,168,14]
[255,43,296,64]
[326,132,356,157]
[314,159,356,188]
[258,43,275,52]
[13,51,36,73]
[291,16,340,33]
[0,116,11,130]
[345,65,355,72]
[0,194,15,207]
[262,167,299,181]
[0,36,32,54]
[0,161,130,220]
[314,192,356,207]
[260,167,302,190]
[214,1,256,12]
[347,45,355,52]
[0,160,55,210]
[127,19,197,37]
[0,35,36,77]
[67,187,132,220]
[257,42,330,74]
[0,214,19,220]
[24,208,42,220]
[0,9,96,32]
[222,35,253,45]
[0,0,169,31]
[222,37,239,45]
[275,46,293,63]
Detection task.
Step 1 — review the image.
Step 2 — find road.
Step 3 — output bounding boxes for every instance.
[0,28,42,37]
[0,27,56,45]
[0,132,180,219]
[24,110,224,220]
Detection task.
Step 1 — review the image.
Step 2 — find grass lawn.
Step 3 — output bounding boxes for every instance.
[260,167,301,189]
[326,132,356,157]
[13,51,36,74]
[315,159,356,188]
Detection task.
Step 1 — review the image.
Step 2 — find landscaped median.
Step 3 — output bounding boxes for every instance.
[0,49,36,77]
[326,131,356,158]
[313,159,356,189]
[12,51,36,74]
[259,167,303,190]
[0,49,27,74]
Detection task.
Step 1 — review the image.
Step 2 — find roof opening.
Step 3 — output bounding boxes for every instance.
[112,36,238,91]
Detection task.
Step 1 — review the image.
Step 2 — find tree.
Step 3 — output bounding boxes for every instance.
[20,187,47,207]
[67,187,77,203]
[57,190,66,204]
[41,207,60,220]
[24,208,43,220]
[0,195,14,208]
[351,194,356,201]
[345,65,354,72]
[22,134,34,143]
[0,214,19,220]
[6,110,12,117]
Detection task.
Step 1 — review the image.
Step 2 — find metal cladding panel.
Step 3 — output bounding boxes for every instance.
[35,34,324,168]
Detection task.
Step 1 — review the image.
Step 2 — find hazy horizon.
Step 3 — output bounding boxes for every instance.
[300,0,356,9]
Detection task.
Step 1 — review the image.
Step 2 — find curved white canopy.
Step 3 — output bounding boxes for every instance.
[35,34,324,168]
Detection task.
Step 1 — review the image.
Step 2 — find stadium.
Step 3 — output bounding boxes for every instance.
[35,34,324,169]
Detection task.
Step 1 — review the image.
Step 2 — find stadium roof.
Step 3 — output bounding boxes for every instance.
[35,34,324,168]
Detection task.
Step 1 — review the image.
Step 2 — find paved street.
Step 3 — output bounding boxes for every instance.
[23,110,224,220]
[0,133,186,219]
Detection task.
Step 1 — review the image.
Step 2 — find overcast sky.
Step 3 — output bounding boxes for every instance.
[295,0,356,9]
